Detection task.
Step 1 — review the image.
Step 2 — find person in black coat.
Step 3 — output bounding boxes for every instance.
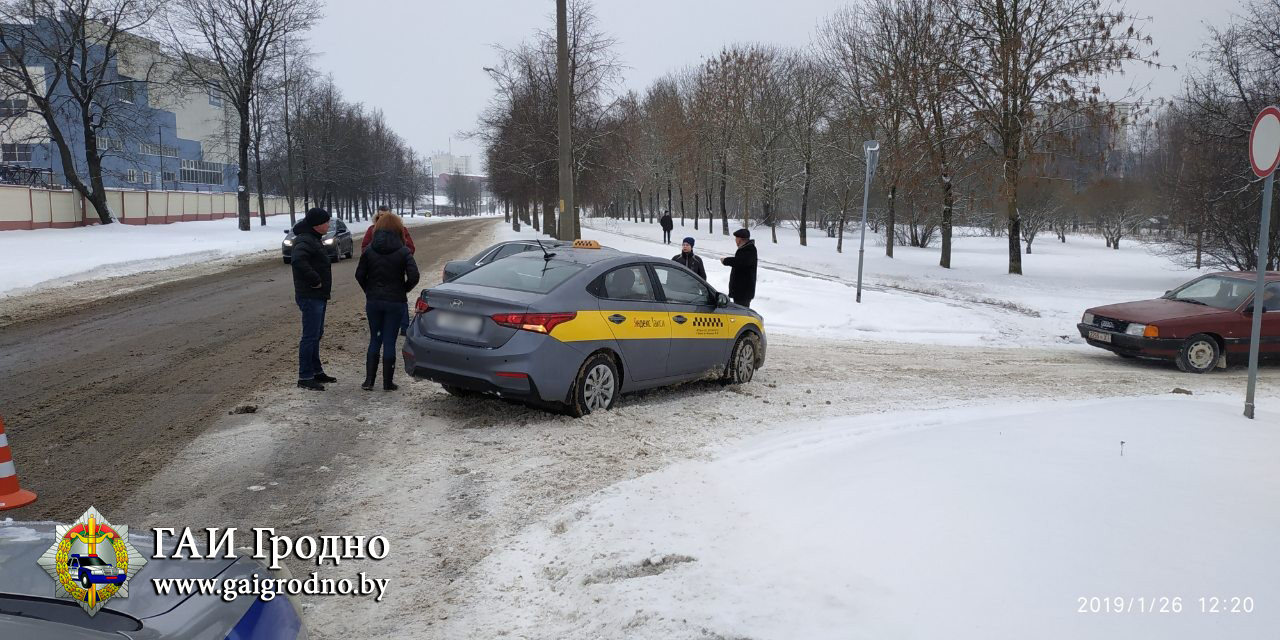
[659,211,674,244]
[291,207,336,390]
[672,236,706,280]
[355,214,420,391]
[720,228,758,308]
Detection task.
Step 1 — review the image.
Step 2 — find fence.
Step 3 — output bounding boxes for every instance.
[0,184,296,231]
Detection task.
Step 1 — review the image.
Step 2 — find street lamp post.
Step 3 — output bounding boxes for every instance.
[556,0,575,241]
[856,141,880,303]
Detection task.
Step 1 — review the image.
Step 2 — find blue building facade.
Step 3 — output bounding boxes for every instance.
[0,19,239,193]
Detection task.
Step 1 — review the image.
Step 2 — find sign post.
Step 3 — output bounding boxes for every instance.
[856,141,880,303]
[1244,105,1280,419]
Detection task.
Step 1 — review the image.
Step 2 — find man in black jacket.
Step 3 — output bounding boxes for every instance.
[291,207,335,391]
[355,226,420,391]
[672,236,706,279]
[721,228,758,308]
[659,211,674,244]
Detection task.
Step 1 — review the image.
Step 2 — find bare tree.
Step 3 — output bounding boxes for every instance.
[0,0,162,224]
[165,0,320,231]
[944,0,1154,274]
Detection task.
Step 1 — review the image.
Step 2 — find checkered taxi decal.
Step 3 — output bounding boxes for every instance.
[691,316,724,328]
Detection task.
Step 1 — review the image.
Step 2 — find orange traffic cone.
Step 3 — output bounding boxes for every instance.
[0,416,36,510]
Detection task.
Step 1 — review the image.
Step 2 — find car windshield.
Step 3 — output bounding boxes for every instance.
[79,556,109,566]
[1163,275,1254,310]
[452,255,586,294]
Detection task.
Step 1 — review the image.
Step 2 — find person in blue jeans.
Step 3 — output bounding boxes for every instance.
[355,212,420,391]
[290,208,336,391]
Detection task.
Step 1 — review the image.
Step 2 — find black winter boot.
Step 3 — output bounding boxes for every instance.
[361,353,378,391]
[382,357,398,391]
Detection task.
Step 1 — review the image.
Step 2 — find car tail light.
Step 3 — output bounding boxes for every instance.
[415,297,431,314]
[491,312,577,334]
[1143,325,1159,338]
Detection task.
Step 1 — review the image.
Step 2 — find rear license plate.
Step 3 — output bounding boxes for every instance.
[435,311,483,334]
[1088,330,1112,343]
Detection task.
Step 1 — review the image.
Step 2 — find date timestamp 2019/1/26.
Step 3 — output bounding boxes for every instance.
[1077,596,1255,614]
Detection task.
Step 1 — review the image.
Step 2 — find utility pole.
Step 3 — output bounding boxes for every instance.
[556,0,575,241]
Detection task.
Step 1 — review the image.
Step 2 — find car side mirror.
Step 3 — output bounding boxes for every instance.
[715,293,729,308]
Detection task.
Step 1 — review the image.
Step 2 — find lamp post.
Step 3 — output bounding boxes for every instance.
[856,140,880,303]
[556,0,575,241]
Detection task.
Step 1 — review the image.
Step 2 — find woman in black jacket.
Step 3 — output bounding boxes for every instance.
[355,213,420,391]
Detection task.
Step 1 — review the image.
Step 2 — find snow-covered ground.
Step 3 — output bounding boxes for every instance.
[500,218,1204,348]
[450,395,1279,639]
[0,213,484,298]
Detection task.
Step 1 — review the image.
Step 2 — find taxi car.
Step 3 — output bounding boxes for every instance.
[1078,271,1280,373]
[402,240,766,416]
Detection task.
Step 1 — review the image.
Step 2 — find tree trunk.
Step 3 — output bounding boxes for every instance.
[799,160,811,247]
[939,171,953,268]
[719,154,729,235]
[544,197,556,237]
[1004,142,1023,274]
[254,127,267,227]
[236,98,252,231]
[837,200,848,253]
[678,181,685,226]
[886,184,896,258]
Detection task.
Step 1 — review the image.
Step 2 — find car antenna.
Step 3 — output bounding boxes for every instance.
[535,238,556,261]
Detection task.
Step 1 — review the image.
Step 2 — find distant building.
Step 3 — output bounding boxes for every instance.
[430,152,471,178]
[0,19,238,193]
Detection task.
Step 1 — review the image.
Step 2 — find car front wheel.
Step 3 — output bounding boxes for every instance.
[80,573,91,589]
[566,352,619,417]
[723,333,759,384]
[1176,334,1221,374]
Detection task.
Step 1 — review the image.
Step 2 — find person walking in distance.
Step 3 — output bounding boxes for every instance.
[659,211,674,244]
[291,207,336,391]
[720,228,758,308]
[672,236,706,279]
[356,212,420,391]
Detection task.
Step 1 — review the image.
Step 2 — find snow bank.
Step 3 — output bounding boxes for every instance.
[454,395,1279,639]
[0,215,440,298]
[497,218,1203,348]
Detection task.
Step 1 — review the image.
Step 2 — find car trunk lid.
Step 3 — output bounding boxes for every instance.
[418,284,541,348]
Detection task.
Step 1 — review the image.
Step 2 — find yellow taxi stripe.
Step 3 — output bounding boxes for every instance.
[550,311,761,342]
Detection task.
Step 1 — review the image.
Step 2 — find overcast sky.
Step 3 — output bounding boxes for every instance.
[307,0,1237,170]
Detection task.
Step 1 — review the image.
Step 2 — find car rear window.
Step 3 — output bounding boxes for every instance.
[453,255,586,293]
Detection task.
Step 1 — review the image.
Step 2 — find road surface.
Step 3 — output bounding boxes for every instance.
[0,217,493,521]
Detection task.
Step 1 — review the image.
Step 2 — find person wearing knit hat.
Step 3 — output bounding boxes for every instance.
[291,207,336,390]
[720,228,757,308]
[672,236,706,279]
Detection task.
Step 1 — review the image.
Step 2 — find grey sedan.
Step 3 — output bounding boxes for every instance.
[403,243,766,416]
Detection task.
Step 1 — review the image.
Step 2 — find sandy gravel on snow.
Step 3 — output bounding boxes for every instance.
[117,330,1278,638]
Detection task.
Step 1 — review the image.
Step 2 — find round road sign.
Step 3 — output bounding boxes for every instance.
[1249,106,1280,178]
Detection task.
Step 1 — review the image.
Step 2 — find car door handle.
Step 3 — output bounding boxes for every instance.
[608,314,626,324]
[673,315,687,324]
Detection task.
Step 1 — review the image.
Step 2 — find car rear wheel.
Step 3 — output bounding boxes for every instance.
[723,333,759,384]
[566,352,619,417]
[1176,334,1221,374]
[283,257,291,264]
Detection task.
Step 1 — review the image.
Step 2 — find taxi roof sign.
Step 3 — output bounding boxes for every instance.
[572,239,601,249]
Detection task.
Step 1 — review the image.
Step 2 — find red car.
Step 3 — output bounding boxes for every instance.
[1078,272,1280,373]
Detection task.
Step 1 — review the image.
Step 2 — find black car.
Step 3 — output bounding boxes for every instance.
[441,240,573,282]
[282,218,353,264]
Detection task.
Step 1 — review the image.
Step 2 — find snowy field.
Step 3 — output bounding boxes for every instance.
[0,213,483,298]
[499,217,1205,348]
[450,395,1279,640]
